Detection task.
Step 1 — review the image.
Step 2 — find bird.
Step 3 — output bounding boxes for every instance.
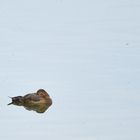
[8,89,52,113]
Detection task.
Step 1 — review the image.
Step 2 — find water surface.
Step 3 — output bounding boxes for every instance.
[0,0,140,140]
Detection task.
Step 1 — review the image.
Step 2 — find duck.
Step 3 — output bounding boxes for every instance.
[8,89,52,113]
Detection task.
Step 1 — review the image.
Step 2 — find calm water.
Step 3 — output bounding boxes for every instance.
[0,0,140,140]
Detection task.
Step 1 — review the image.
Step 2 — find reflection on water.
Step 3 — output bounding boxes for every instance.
[8,89,52,113]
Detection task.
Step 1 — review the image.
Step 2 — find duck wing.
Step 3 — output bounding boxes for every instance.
[23,93,41,101]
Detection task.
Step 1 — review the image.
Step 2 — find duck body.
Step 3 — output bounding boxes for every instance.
[8,89,52,113]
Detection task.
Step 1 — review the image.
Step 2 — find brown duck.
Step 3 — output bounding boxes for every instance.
[8,89,52,113]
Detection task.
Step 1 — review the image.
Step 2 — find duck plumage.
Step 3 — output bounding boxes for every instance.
[8,89,52,113]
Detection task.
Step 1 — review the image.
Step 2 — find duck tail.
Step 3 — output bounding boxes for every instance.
[7,102,13,105]
[7,96,13,105]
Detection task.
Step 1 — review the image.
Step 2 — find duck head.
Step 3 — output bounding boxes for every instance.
[36,89,50,98]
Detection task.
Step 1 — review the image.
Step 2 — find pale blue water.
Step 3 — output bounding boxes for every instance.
[0,0,140,140]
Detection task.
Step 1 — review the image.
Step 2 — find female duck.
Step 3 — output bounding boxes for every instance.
[8,89,52,113]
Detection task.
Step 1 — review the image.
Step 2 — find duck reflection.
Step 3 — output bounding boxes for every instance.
[8,89,52,113]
